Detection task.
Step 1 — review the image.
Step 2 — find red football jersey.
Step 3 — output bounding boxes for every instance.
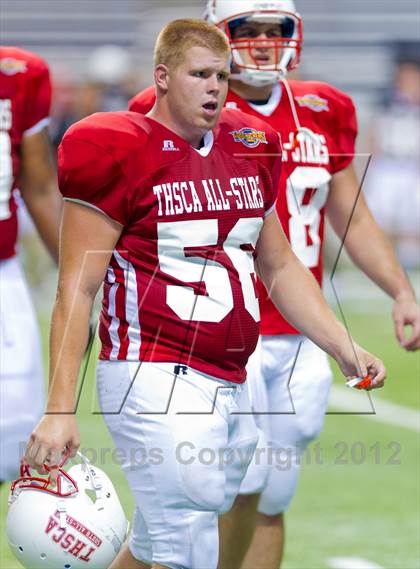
[129,81,358,335]
[58,110,281,382]
[0,47,52,260]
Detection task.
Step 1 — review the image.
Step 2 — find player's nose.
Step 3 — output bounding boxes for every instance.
[255,33,270,48]
[206,73,220,93]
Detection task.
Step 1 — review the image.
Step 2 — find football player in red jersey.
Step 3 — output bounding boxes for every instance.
[0,47,61,482]
[24,19,385,569]
[130,3,420,569]
[208,2,419,568]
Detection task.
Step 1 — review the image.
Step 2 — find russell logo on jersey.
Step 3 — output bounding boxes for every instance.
[162,139,179,152]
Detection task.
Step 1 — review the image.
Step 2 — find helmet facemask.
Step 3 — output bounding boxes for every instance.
[214,10,303,87]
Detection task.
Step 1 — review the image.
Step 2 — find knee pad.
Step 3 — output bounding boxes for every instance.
[178,454,226,511]
[294,409,326,450]
[256,403,328,516]
[258,446,301,515]
[156,511,219,569]
[130,508,219,569]
[238,426,270,496]
[283,367,333,451]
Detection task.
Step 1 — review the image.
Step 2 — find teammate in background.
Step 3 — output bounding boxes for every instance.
[129,2,420,568]
[23,19,385,569]
[0,47,62,483]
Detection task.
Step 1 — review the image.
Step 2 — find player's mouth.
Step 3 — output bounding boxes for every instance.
[254,54,271,64]
[202,101,218,117]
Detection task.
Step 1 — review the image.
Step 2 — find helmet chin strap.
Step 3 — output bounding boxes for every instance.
[57,499,67,529]
[78,451,104,509]
[230,70,280,87]
[55,452,104,528]
[230,45,284,88]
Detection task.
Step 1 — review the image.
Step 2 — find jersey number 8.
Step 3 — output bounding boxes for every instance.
[286,166,331,268]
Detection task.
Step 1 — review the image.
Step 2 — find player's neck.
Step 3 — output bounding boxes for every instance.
[147,105,205,149]
[229,79,274,103]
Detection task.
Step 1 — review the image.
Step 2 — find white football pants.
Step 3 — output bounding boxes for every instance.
[0,256,44,481]
[97,360,258,569]
[240,335,332,515]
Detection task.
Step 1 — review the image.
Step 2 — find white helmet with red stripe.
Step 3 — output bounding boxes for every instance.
[205,0,303,86]
[6,453,128,569]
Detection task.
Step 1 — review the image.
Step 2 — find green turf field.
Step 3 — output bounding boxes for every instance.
[1,302,419,569]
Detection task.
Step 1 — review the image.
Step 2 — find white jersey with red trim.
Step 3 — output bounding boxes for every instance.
[0,47,52,260]
[129,81,358,335]
[58,110,281,382]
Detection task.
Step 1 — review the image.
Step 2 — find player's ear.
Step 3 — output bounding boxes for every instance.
[154,64,170,92]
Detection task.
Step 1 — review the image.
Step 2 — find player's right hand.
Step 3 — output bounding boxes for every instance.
[23,414,80,486]
[336,343,386,390]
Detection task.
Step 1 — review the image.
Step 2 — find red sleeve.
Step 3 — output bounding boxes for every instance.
[58,121,131,226]
[331,90,358,173]
[128,86,156,114]
[24,58,52,133]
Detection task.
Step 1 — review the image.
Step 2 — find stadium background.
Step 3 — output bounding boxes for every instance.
[1,1,419,568]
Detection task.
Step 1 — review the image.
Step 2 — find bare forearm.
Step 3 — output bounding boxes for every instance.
[344,218,415,301]
[327,164,415,302]
[23,186,62,263]
[47,289,93,413]
[19,128,62,262]
[258,252,349,359]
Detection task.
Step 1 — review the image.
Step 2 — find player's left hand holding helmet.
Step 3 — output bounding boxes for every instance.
[6,453,128,569]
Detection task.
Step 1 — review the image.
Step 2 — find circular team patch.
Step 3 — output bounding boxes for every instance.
[230,127,268,148]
